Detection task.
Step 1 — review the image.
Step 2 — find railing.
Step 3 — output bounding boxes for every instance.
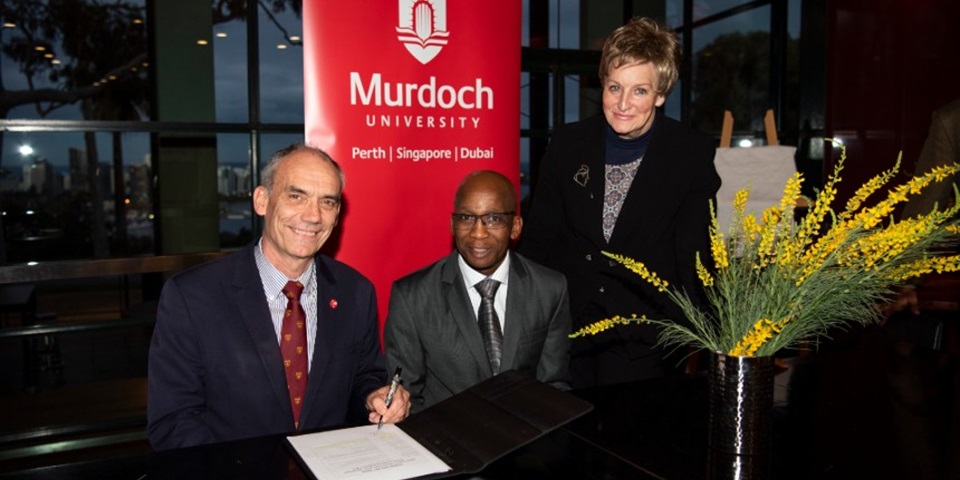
[0,252,226,284]
[0,252,227,469]
[0,252,226,338]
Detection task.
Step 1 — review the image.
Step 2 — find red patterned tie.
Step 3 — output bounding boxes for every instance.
[281,281,308,429]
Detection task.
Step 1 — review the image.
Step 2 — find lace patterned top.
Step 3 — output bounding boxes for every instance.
[603,157,642,242]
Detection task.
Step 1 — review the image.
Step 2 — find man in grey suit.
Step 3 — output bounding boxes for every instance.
[384,170,571,413]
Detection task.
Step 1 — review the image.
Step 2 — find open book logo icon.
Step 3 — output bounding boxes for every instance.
[396,0,449,65]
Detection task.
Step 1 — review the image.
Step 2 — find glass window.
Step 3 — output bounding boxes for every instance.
[112,132,154,256]
[519,137,531,201]
[0,130,153,262]
[258,5,304,124]
[564,75,582,124]
[522,1,530,46]
[217,134,253,249]
[665,0,685,29]
[213,11,249,122]
[780,0,803,142]
[259,134,306,168]
[521,72,531,130]
[693,0,755,22]
[664,79,683,121]
[788,0,802,38]
[551,0,581,49]
[2,1,150,122]
[690,6,771,136]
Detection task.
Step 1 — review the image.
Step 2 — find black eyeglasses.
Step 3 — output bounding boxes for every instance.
[451,211,516,230]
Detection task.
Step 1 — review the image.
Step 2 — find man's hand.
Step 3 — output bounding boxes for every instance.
[366,385,411,425]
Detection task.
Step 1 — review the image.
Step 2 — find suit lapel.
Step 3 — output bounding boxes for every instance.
[300,255,341,425]
[500,253,527,370]
[581,129,608,246]
[440,253,492,375]
[232,248,293,421]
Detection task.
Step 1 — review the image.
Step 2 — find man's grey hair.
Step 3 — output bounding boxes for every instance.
[260,143,345,192]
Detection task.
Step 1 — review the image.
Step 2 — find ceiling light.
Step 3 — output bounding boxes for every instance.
[290,36,301,41]
[216,32,227,38]
[277,44,287,50]
[197,39,208,45]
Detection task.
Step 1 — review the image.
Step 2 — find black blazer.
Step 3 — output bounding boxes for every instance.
[519,115,720,378]
[147,243,386,450]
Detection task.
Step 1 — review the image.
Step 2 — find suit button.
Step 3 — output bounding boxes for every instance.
[609,259,616,267]
[598,286,605,293]
[585,254,592,261]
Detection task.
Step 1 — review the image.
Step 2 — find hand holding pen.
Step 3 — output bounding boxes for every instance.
[378,366,402,430]
[366,366,410,427]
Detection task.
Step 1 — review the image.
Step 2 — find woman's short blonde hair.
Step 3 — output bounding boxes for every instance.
[599,17,681,97]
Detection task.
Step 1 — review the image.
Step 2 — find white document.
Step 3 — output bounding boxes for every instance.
[287,424,452,480]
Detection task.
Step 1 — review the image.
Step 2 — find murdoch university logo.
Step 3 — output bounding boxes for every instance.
[396,0,449,65]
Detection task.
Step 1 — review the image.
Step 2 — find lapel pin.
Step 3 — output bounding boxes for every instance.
[574,165,589,187]
[329,298,338,309]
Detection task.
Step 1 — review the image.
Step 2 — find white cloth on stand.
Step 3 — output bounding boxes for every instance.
[714,145,798,233]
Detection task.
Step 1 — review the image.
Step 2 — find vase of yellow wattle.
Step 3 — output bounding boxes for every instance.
[707,351,775,456]
[565,146,960,478]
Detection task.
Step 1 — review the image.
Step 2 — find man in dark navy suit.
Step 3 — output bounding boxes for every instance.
[147,144,410,450]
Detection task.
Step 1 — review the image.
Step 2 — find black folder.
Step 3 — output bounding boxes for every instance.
[397,370,594,478]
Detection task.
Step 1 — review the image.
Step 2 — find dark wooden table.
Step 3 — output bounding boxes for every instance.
[2,322,958,479]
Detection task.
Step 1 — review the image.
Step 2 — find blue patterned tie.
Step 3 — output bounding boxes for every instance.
[475,278,503,375]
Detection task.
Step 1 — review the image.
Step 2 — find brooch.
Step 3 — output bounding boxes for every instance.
[573,165,589,187]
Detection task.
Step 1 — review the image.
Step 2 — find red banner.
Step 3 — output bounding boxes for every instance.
[303,1,521,331]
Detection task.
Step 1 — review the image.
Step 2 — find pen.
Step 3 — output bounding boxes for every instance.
[378,366,402,430]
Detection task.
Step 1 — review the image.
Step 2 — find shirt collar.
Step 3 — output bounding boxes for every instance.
[458,252,511,288]
[255,238,317,298]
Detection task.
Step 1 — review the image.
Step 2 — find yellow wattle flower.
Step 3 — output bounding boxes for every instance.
[836,217,932,271]
[841,155,899,218]
[756,206,782,269]
[710,227,729,271]
[852,163,959,231]
[729,318,788,357]
[742,213,762,243]
[601,251,670,291]
[576,144,958,361]
[778,173,804,215]
[569,314,647,338]
[794,218,857,286]
[784,155,845,272]
[732,188,750,231]
[696,253,714,287]
[887,254,960,281]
